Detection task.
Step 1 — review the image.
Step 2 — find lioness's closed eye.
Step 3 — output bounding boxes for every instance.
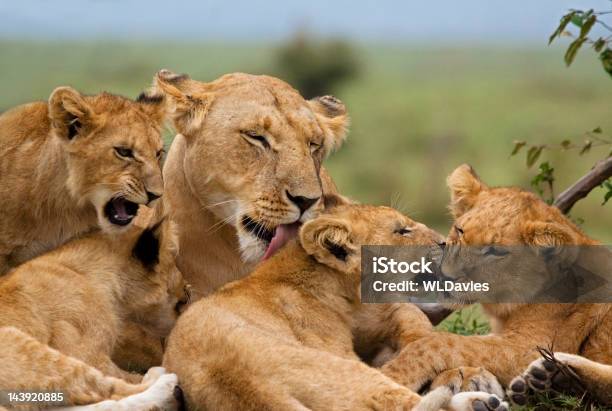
[0,87,167,274]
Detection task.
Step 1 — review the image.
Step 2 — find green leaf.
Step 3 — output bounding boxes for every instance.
[600,48,612,77]
[579,140,592,155]
[593,38,606,53]
[561,139,572,149]
[565,37,588,66]
[579,14,597,38]
[549,11,577,45]
[570,12,585,28]
[511,140,526,156]
[602,180,612,205]
[526,146,543,168]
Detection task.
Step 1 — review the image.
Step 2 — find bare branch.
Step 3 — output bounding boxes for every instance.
[554,156,612,214]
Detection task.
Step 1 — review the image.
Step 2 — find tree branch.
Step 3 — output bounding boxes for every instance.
[554,156,612,214]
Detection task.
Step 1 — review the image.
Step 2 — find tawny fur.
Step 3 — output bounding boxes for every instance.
[152,70,348,301]
[381,164,611,394]
[0,88,166,275]
[163,203,504,411]
[0,218,188,407]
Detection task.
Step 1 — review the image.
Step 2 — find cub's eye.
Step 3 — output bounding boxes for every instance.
[241,131,270,149]
[395,227,412,236]
[156,149,165,159]
[483,246,509,257]
[454,226,464,236]
[114,147,134,158]
[309,141,321,154]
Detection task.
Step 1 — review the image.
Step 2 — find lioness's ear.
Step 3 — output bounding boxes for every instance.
[521,220,575,247]
[309,95,349,155]
[48,86,97,140]
[447,164,487,218]
[299,215,359,272]
[153,69,214,137]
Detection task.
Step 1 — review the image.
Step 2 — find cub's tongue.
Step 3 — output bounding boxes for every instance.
[112,197,131,220]
[263,222,301,260]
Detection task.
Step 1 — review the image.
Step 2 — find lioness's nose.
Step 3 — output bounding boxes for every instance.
[286,191,320,214]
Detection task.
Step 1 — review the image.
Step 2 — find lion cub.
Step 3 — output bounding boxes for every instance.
[163,201,507,411]
[380,165,611,407]
[0,87,166,274]
[0,217,189,408]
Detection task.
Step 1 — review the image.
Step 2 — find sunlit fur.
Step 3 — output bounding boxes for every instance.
[163,202,506,410]
[381,164,611,395]
[0,88,166,274]
[151,70,348,300]
[0,217,187,407]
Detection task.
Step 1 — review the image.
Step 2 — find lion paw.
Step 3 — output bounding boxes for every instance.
[432,367,504,397]
[507,353,584,406]
[449,392,509,411]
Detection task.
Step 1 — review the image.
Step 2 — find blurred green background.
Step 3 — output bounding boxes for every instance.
[2,40,609,240]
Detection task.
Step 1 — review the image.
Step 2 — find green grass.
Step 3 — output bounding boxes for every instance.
[1,40,610,241]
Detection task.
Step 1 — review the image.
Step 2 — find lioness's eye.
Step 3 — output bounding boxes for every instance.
[395,227,412,236]
[455,226,464,236]
[241,131,270,149]
[114,147,134,158]
[156,149,165,159]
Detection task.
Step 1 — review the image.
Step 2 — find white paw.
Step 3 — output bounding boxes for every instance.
[142,366,167,384]
[449,392,509,411]
[118,373,181,411]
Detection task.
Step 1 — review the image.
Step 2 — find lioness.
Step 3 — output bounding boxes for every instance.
[0,87,166,274]
[380,165,611,406]
[0,217,188,409]
[163,201,508,411]
[151,70,347,300]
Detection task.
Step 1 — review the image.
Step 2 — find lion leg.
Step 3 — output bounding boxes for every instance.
[0,327,156,406]
[381,333,538,391]
[354,303,433,367]
[508,352,612,406]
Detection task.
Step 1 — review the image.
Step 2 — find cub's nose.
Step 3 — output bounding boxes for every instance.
[146,191,161,204]
[286,191,320,214]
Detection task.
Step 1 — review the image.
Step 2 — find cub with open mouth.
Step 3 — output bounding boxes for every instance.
[0,86,167,274]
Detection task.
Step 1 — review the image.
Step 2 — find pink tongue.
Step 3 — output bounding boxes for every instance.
[263,223,301,260]
[112,198,130,220]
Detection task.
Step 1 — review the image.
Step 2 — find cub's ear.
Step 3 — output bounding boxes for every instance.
[521,220,575,247]
[308,95,349,156]
[48,86,97,140]
[299,215,359,272]
[152,69,214,137]
[132,219,164,269]
[135,90,167,125]
[447,164,487,218]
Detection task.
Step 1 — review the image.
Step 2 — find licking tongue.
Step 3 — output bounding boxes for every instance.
[263,222,301,260]
[112,197,131,221]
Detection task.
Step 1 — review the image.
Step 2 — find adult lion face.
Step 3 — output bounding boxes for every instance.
[48,87,166,232]
[154,71,348,262]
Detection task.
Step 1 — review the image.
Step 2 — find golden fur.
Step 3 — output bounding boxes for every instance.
[0,88,166,274]
[163,202,507,411]
[0,217,188,407]
[151,70,348,300]
[380,165,611,400]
